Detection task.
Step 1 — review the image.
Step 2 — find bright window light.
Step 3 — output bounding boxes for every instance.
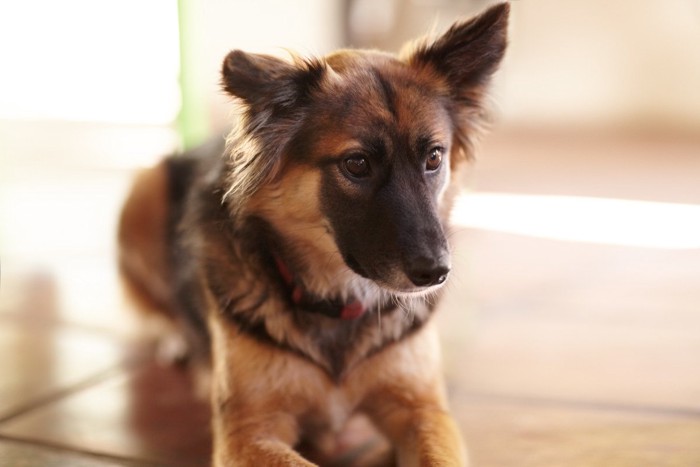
[452,193,700,250]
[0,0,180,124]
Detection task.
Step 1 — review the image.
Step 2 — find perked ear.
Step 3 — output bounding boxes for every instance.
[220,51,326,209]
[221,50,325,110]
[406,2,509,92]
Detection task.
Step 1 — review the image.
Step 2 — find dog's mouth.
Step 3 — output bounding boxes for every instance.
[343,253,450,296]
[381,277,449,297]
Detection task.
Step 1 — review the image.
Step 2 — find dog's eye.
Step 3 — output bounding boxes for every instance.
[426,147,444,172]
[343,156,370,178]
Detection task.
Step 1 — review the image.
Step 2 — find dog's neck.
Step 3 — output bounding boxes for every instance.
[272,253,367,320]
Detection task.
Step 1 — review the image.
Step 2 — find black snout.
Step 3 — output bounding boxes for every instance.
[406,256,450,287]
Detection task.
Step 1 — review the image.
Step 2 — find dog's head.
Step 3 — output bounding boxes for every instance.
[221,4,508,297]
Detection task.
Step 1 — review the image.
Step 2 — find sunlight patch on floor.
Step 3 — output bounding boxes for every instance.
[452,193,700,250]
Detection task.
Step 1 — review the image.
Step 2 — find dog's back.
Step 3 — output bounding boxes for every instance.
[118,158,172,318]
[118,138,224,360]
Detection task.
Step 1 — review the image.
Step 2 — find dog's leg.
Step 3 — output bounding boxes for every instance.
[210,368,317,467]
[367,394,466,467]
[208,316,319,467]
[211,412,316,467]
[360,326,467,466]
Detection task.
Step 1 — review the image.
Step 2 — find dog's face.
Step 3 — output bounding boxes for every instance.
[222,4,508,296]
[307,54,455,293]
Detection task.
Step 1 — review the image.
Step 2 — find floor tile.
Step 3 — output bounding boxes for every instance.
[0,361,211,467]
[0,437,146,467]
[438,230,700,412]
[0,319,125,421]
[454,398,700,467]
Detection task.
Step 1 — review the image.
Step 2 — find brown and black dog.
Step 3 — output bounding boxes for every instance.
[118,3,508,465]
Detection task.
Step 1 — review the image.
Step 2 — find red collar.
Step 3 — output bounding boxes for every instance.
[273,255,366,320]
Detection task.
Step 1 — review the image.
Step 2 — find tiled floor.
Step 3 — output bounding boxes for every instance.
[1,122,699,466]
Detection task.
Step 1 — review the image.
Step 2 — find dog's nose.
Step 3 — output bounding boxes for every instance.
[406,257,450,287]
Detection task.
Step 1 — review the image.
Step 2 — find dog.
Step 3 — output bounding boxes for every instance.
[118,3,508,465]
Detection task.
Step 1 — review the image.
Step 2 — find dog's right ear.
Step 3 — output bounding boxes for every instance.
[221,50,325,110]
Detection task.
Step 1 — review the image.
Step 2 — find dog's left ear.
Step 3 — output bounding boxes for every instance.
[406,2,509,94]
[220,51,327,207]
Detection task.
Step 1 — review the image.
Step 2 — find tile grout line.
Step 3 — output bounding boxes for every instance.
[457,390,700,419]
[0,432,163,466]
[0,359,142,426]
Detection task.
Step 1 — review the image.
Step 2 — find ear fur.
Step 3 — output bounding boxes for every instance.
[220,51,327,211]
[222,50,326,110]
[404,3,509,164]
[222,51,293,103]
[406,2,509,94]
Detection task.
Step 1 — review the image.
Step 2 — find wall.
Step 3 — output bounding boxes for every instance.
[348,0,700,131]
[191,0,345,132]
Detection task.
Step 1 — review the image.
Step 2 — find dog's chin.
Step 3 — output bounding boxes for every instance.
[375,280,447,298]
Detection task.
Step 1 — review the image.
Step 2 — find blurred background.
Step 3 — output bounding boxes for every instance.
[1,0,699,465]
